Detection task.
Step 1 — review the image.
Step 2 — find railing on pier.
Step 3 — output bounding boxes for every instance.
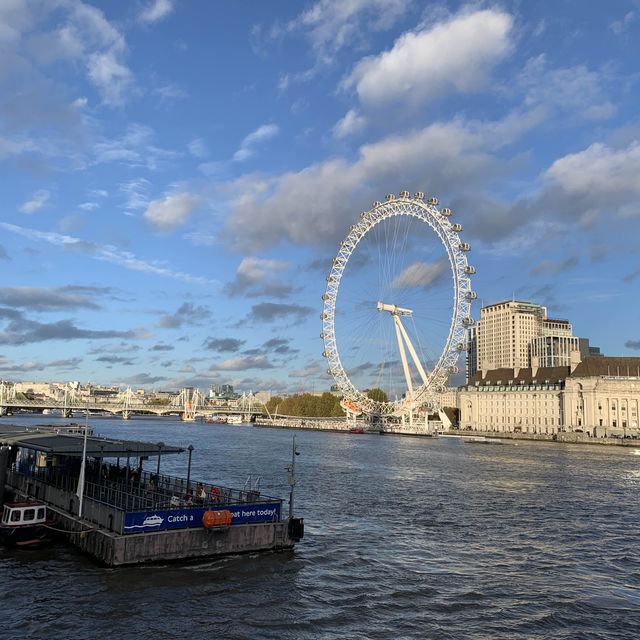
[6,463,282,535]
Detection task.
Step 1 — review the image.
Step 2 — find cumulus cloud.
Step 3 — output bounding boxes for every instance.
[390,260,448,289]
[240,302,314,325]
[333,109,367,139]
[342,8,513,110]
[542,141,640,223]
[233,124,279,162]
[95,355,135,365]
[224,114,528,250]
[203,337,245,353]
[625,340,640,350]
[121,372,167,385]
[19,190,50,214]
[263,337,299,355]
[139,0,174,24]
[224,257,292,298]
[0,309,144,345]
[158,303,211,329]
[0,356,82,373]
[144,192,202,230]
[150,343,174,351]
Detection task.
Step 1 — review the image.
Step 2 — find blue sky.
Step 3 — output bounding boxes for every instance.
[1,0,639,394]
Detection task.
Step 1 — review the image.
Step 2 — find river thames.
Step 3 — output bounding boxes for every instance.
[2,414,640,639]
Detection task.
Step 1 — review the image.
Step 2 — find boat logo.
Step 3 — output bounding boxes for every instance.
[142,514,164,526]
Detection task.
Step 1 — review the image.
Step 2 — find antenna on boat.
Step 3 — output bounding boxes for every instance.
[287,434,299,520]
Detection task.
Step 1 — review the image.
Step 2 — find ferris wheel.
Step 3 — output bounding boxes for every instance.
[321,191,476,417]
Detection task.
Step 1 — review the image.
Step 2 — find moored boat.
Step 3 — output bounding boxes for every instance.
[0,500,52,548]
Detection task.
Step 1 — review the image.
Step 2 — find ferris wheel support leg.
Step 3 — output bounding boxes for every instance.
[394,316,414,397]
[395,318,430,387]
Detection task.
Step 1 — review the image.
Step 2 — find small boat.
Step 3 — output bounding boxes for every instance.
[349,427,366,434]
[227,415,243,425]
[0,500,52,548]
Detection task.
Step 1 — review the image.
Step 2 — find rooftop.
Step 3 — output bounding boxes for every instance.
[0,424,184,458]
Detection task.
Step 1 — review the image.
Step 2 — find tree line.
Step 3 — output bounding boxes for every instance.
[264,389,388,417]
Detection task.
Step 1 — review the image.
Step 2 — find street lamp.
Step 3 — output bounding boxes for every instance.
[186,444,194,493]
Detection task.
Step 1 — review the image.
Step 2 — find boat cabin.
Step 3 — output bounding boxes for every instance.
[1,501,47,527]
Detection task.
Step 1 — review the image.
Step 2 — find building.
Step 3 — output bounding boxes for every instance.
[467,300,587,380]
[458,356,640,438]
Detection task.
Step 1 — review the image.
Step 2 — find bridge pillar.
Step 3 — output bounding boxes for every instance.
[122,411,130,420]
[62,408,72,418]
[0,406,6,416]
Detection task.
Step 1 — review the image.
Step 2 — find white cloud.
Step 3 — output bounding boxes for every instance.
[223,111,541,250]
[19,190,50,214]
[233,124,280,162]
[390,260,448,289]
[94,124,177,170]
[78,202,99,211]
[225,257,292,298]
[144,192,202,230]
[282,0,412,64]
[544,141,640,219]
[87,50,133,107]
[139,0,174,24]
[343,8,513,109]
[188,138,208,158]
[0,223,214,285]
[212,355,274,371]
[333,109,367,139]
[517,55,616,122]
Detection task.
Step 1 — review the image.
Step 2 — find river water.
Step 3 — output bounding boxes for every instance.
[2,414,640,639]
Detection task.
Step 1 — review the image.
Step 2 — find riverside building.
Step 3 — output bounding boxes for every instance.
[458,356,640,438]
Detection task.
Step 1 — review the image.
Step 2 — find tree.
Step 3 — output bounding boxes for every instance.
[366,388,388,403]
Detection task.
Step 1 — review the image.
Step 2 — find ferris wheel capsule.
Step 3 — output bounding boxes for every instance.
[385,194,395,201]
[399,190,410,198]
[427,197,439,205]
[414,192,424,200]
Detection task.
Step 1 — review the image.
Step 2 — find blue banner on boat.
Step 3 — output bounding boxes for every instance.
[123,502,281,534]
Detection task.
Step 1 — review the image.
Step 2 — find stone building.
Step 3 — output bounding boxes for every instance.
[458,356,640,438]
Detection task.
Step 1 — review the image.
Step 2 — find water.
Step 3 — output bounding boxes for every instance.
[2,414,640,639]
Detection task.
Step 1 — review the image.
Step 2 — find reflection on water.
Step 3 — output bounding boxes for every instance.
[3,414,640,639]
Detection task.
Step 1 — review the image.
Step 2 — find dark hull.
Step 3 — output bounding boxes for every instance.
[0,524,52,549]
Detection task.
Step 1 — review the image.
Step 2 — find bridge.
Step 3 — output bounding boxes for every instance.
[0,382,265,422]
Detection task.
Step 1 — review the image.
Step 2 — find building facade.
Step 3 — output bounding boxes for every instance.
[458,357,640,437]
[467,300,583,380]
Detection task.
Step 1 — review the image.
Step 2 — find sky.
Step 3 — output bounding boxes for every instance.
[1,0,640,395]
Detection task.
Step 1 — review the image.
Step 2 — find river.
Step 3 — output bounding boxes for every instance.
[2,414,640,639]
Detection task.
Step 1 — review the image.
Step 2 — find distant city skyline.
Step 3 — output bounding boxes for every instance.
[1,1,639,393]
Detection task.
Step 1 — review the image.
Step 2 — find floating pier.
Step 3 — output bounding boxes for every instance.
[0,424,303,565]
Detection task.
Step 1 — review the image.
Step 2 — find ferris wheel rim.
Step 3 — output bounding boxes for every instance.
[321,193,475,416]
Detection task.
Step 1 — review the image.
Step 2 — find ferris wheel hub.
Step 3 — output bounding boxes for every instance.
[376,301,413,317]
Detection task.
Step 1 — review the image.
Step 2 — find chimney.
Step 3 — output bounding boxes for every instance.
[569,350,581,374]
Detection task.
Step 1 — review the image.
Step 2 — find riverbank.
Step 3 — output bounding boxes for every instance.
[254,418,640,447]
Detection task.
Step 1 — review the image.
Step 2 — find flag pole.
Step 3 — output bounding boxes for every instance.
[77,406,89,518]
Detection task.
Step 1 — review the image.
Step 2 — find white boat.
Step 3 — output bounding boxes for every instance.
[227,415,243,425]
[0,500,52,548]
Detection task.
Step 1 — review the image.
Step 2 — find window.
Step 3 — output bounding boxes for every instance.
[11,510,21,522]
[23,509,35,521]
[37,508,45,519]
